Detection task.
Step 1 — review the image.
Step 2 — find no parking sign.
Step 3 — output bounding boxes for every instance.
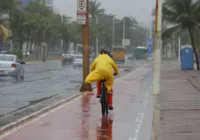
[76,0,87,24]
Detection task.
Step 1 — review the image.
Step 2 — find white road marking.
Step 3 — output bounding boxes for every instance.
[128,91,150,140]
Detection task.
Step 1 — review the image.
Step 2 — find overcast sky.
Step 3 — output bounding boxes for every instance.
[54,0,155,24]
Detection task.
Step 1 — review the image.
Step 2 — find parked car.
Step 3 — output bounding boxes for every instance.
[0,54,25,80]
[61,54,73,65]
[73,55,92,68]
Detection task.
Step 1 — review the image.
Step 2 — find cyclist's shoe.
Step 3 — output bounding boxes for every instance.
[96,95,100,98]
[108,105,113,110]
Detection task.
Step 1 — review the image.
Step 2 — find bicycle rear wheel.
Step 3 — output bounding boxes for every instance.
[100,81,109,116]
[105,101,108,115]
[101,101,106,116]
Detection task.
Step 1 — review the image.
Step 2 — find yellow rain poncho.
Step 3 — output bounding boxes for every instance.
[85,54,119,91]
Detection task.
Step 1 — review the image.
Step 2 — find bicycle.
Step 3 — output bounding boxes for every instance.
[100,73,117,116]
[100,80,108,116]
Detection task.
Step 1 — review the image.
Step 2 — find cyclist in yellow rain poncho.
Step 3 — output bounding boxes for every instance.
[85,49,119,110]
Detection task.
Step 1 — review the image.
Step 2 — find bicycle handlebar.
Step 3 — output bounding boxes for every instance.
[113,73,118,76]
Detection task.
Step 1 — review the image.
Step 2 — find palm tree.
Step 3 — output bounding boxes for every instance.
[89,0,105,21]
[24,1,54,60]
[9,8,27,50]
[89,0,105,54]
[162,0,200,70]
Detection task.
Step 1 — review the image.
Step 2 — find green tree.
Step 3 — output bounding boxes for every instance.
[89,0,105,54]
[162,0,200,69]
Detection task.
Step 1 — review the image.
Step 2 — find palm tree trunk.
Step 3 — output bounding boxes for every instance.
[42,30,46,62]
[25,38,30,58]
[36,41,39,59]
[188,28,199,70]
[162,43,165,59]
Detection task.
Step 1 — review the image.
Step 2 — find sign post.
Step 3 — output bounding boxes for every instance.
[122,39,130,46]
[76,0,87,25]
[78,0,92,92]
[147,38,153,59]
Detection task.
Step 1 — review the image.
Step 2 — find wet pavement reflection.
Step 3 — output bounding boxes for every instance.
[80,93,91,140]
[97,116,113,140]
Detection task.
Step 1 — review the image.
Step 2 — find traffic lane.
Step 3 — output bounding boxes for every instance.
[0,59,135,88]
[24,60,61,73]
[0,65,152,140]
[0,60,129,118]
[0,59,134,86]
[0,60,62,87]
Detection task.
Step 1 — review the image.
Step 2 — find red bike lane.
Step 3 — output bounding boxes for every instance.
[1,66,151,140]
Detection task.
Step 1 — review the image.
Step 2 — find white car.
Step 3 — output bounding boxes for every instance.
[23,51,30,56]
[0,54,25,80]
[73,55,92,68]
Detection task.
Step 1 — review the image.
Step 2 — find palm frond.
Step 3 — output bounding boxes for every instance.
[162,24,180,40]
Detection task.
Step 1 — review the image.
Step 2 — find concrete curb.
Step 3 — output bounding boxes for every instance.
[0,67,135,136]
[26,61,43,64]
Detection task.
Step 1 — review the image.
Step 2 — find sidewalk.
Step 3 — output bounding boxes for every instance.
[159,61,200,140]
[0,65,152,140]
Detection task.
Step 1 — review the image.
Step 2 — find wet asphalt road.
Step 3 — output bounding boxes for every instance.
[0,59,140,119]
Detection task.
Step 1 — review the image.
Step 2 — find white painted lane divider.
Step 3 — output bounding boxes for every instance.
[128,91,150,140]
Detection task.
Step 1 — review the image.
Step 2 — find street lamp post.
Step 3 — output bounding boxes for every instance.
[178,34,181,63]
[153,0,162,94]
[112,18,115,49]
[122,18,125,48]
[80,0,92,92]
[152,0,163,139]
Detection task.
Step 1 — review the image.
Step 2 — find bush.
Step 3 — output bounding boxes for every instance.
[9,49,23,60]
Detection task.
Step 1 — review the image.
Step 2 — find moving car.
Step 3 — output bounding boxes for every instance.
[0,54,25,80]
[61,54,73,65]
[73,55,92,68]
[73,55,83,68]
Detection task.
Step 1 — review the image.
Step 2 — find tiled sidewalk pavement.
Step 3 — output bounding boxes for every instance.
[159,61,200,140]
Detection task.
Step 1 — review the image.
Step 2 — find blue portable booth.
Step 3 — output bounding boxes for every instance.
[180,45,194,70]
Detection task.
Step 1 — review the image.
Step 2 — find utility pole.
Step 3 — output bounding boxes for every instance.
[122,18,125,48]
[178,34,181,63]
[152,0,163,140]
[61,14,64,53]
[150,21,152,39]
[112,17,115,49]
[80,0,92,92]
